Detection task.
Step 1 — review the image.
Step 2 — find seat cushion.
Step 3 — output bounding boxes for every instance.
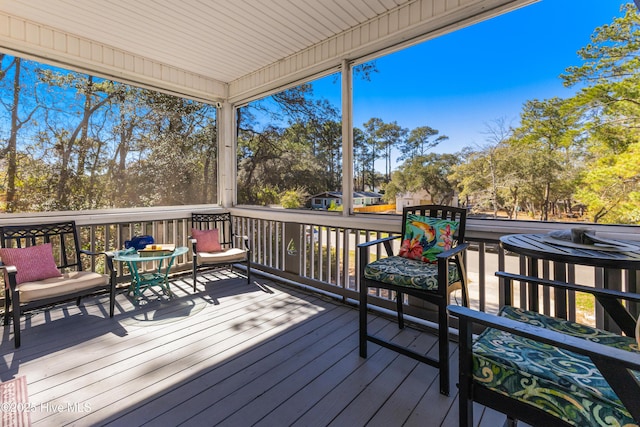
[17,271,110,303]
[197,247,247,264]
[363,255,461,290]
[472,306,640,426]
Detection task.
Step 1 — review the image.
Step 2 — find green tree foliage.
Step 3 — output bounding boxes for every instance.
[385,153,461,205]
[236,81,342,205]
[328,199,343,212]
[378,121,407,182]
[132,91,217,206]
[362,118,407,184]
[4,58,39,212]
[398,126,448,161]
[455,98,584,221]
[353,127,369,191]
[575,142,640,223]
[561,3,640,223]
[453,140,530,220]
[0,55,218,212]
[237,121,327,205]
[361,118,384,190]
[280,187,309,209]
[511,97,582,221]
[451,4,639,223]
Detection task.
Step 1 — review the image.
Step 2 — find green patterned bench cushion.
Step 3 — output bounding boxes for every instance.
[473,306,640,427]
[363,255,461,290]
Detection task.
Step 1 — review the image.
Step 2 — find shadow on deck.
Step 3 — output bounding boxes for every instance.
[0,270,507,426]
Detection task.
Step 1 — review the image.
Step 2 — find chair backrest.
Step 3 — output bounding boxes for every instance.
[191,212,234,248]
[0,221,83,271]
[402,205,467,244]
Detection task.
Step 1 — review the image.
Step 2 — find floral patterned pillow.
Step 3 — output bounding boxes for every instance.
[398,214,459,263]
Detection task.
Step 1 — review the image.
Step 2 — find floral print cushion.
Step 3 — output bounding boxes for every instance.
[472,306,640,426]
[399,215,458,263]
[363,255,461,290]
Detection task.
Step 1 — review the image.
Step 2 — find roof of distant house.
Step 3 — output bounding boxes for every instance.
[309,191,383,199]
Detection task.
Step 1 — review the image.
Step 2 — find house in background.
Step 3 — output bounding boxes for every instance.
[309,191,383,210]
[395,190,433,213]
[395,191,459,213]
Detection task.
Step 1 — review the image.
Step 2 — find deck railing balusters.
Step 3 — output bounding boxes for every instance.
[1,207,636,329]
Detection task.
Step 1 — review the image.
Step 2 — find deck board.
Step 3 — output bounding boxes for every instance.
[0,270,508,426]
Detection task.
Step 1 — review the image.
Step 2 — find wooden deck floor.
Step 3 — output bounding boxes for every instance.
[0,270,507,426]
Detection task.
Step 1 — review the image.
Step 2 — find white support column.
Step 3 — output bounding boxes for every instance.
[218,102,236,208]
[341,59,354,216]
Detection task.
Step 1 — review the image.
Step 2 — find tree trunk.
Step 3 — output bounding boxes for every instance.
[5,58,21,212]
[488,153,498,219]
[541,181,551,221]
[56,77,115,208]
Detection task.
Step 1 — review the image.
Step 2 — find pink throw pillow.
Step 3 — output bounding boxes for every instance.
[0,243,62,285]
[191,228,222,252]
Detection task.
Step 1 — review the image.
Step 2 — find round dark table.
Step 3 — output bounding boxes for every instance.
[500,233,640,270]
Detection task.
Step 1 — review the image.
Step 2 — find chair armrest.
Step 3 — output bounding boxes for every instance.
[436,242,469,294]
[233,234,251,251]
[357,235,400,258]
[449,305,640,421]
[0,264,18,291]
[496,271,640,336]
[81,249,116,277]
[79,249,103,257]
[449,305,640,365]
[356,235,400,248]
[436,242,469,260]
[102,251,117,277]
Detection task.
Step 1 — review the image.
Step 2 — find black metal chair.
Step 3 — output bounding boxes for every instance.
[358,205,469,396]
[450,272,640,426]
[0,221,116,348]
[190,212,251,290]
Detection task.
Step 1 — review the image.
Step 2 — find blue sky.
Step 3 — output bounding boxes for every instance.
[312,0,630,159]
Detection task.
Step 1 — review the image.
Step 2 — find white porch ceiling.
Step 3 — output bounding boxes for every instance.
[0,0,534,103]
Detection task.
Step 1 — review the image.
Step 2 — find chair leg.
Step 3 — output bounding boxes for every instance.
[109,283,116,317]
[438,301,450,396]
[13,299,21,349]
[459,374,472,427]
[461,281,469,307]
[505,417,518,427]
[396,291,405,329]
[192,261,198,292]
[246,258,251,284]
[76,296,82,306]
[458,317,474,427]
[3,295,10,325]
[359,281,368,358]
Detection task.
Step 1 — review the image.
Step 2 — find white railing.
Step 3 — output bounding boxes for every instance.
[230,206,640,328]
[2,205,638,328]
[0,205,215,282]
